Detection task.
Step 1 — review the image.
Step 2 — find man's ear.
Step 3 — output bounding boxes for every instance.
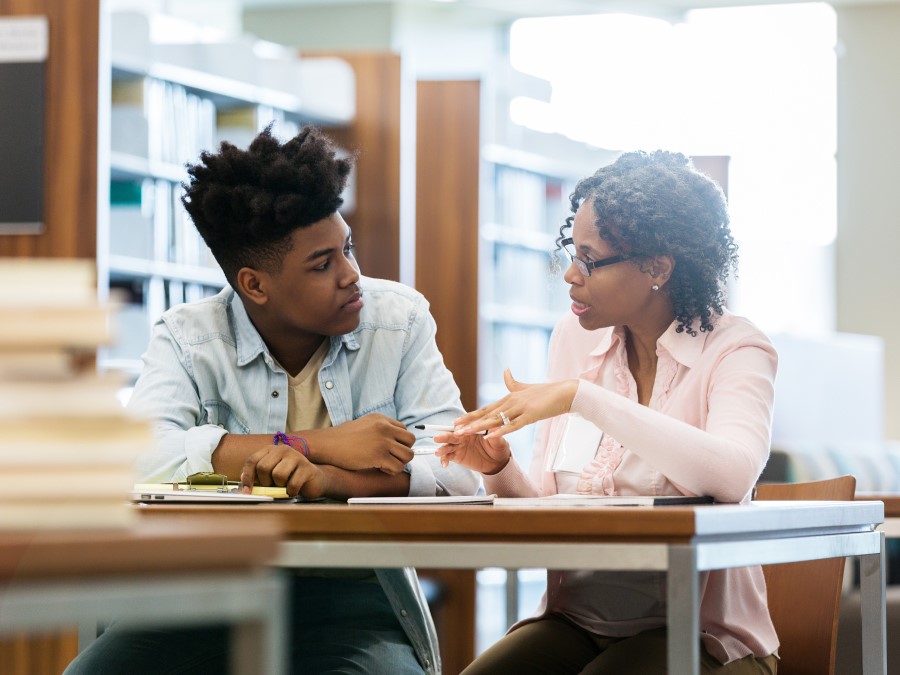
[235,267,268,306]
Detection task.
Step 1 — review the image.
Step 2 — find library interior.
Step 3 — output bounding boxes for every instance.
[1,0,900,673]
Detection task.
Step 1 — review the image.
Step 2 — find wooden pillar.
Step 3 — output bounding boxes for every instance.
[415,79,480,412]
[305,51,402,282]
[415,79,482,673]
[0,0,99,260]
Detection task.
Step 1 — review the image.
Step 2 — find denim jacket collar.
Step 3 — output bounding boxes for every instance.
[229,287,361,370]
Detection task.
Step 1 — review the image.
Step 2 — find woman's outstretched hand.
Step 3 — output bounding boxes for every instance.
[433,430,512,475]
[454,369,579,439]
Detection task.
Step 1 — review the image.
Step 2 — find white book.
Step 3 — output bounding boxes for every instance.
[0,501,135,530]
[0,467,135,501]
[0,416,152,465]
[0,349,75,378]
[0,258,96,306]
[0,374,129,418]
[492,494,714,507]
[0,304,112,349]
[0,442,150,466]
[348,495,496,506]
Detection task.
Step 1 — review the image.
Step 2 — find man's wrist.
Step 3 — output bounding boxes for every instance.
[273,432,310,458]
[290,428,331,465]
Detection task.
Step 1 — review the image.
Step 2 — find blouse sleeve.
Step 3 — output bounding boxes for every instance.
[570,337,777,503]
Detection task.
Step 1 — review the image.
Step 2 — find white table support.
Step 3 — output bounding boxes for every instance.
[270,500,885,675]
[860,532,887,675]
[0,570,287,675]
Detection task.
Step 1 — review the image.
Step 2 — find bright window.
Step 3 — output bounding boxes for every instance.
[509,3,837,334]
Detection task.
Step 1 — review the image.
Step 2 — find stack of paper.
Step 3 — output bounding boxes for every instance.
[0,258,152,529]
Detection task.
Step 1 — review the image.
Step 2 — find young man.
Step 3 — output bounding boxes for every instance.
[65,126,480,675]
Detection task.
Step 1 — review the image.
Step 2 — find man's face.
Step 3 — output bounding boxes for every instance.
[259,212,364,338]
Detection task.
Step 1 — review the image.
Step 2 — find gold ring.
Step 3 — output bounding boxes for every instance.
[498,411,511,426]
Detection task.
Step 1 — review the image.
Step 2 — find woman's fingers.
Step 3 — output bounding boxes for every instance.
[503,368,528,392]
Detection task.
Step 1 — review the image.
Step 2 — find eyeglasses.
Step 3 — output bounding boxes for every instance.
[560,237,633,277]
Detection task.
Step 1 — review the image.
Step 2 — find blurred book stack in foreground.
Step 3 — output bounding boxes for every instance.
[0,259,151,529]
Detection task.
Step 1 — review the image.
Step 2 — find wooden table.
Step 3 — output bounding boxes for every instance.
[0,515,286,675]
[138,499,887,674]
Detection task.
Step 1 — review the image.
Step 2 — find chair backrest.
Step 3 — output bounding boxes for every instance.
[754,475,857,675]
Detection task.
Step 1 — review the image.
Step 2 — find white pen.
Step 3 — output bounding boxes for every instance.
[413,424,488,436]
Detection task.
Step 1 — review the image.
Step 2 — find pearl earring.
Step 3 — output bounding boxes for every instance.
[651,284,660,291]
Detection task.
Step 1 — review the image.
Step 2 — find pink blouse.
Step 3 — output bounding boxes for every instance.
[484,310,780,664]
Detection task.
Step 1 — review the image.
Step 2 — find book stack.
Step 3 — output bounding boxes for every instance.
[0,258,152,530]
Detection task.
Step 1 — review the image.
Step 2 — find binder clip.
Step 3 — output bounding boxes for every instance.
[186,472,229,491]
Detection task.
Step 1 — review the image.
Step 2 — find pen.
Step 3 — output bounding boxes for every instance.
[413,424,488,435]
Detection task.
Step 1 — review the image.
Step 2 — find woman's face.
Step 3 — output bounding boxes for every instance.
[563,199,659,331]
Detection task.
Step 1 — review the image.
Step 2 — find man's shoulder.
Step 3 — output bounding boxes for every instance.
[360,276,425,301]
[159,287,235,338]
[358,277,427,324]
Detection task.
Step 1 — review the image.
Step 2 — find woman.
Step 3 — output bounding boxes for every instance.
[436,151,779,674]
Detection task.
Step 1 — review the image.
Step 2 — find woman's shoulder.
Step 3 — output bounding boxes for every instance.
[709,310,774,348]
[696,310,777,367]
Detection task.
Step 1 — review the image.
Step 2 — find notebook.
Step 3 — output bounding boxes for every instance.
[492,494,714,507]
[347,495,496,505]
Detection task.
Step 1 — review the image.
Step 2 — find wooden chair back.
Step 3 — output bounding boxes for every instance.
[754,475,857,675]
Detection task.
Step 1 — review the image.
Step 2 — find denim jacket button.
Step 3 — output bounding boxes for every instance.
[271,390,279,398]
[400,609,408,617]
[324,381,334,390]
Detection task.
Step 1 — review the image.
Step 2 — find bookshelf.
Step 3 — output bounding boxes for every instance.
[0,3,394,671]
[100,12,356,376]
[477,144,577,464]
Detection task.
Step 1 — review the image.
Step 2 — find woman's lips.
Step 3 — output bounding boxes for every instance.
[570,299,590,317]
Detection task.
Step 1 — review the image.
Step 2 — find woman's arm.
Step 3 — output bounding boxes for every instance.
[571,342,776,502]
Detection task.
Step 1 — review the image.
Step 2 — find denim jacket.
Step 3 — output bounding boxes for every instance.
[130,276,482,674]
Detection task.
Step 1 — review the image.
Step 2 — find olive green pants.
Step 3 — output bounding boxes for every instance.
[461,615,777,675]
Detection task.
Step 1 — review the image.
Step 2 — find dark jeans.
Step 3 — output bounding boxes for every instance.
[460,615,777,675]
[63,575,425,675]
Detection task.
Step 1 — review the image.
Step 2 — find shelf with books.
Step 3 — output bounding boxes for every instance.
[478,148,579,465]
[107,255,225,287]
[101,10,356,376]
[110,151,186,184]
[111,53,353,129]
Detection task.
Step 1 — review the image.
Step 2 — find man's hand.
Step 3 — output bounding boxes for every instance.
[240,445,329,499]
[308,414,416,474]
